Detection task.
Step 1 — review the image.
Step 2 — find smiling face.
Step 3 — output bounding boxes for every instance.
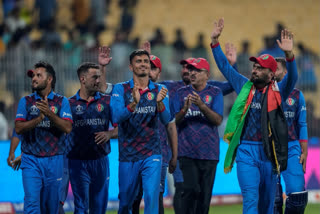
[129,54,151,78]
[31,67,51,92]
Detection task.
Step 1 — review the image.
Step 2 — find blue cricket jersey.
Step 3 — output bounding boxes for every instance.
[15,91,73,157]
[158,79,233,163]
[211,43,298,143]
[67,91,112,160]
[173,84,223,160]
[111,79,171,162]
[283,89,308,142]
[158,80,186,164]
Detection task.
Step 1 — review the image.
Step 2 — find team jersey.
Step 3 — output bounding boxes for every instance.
[111,79,171,162]
[173,84,223,160]
[211,43,298,144]
[283,89,308,142]
[15,91,73,157]
[158,80,233,163]
[158,81,186,163]
[67,91,112,160]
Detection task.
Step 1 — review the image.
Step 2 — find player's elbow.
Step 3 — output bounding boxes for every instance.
[64,123,72,134]
[215,116,223,126]
[15,122,23,135]
[15,127,23,135]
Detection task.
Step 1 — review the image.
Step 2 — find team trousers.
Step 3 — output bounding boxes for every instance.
[21,154,64,214]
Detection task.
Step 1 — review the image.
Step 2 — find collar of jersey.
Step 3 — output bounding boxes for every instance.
[189,83,208,93]
[75,90,101,101]
[129,78,155,90]
[34,90,55,100]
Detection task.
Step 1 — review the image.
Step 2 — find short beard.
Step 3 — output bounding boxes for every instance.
[32,83,47,92]
[137,73,148,77]
[182,77,190,85]
[250,73,270,85]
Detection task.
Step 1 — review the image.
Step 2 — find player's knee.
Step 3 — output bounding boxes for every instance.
[285,191,308,214]
[143,189,158,202]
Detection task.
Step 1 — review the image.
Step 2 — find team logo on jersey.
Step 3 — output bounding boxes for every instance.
[146,92,155,101]
[50,106,58,114]
[261,54,269,60]
[30,105,39,115]
[75,104,84,115]
[204,95,212,104]
[96,104,104,112]
[286,98,295,106]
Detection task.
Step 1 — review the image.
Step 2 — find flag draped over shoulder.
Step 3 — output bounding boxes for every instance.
[223,81,254,173]
[261,81,288,174]
[223,81,288,174]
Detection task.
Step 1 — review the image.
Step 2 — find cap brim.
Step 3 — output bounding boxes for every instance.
[249,56,258,63]
[27,69,34,78]
[150,60,156,67]
[187,63,202,70]
[249,56,265,68]
[179,59,189,65]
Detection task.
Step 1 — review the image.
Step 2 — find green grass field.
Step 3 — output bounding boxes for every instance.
[66,203,320,213]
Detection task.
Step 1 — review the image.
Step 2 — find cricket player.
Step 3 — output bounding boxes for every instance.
[67,62,116,213]
[14,61,73,213]
[273,57,308,214]
[211,18,297,214]
[111,49,171,214]
[147,54,178,214]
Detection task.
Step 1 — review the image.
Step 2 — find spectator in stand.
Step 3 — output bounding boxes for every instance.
[191,33,209,60]
[172,28,188,62]
[237,40,252,78]
[41,19,62,48]
[35,0,57,29]
[259,35,285,58]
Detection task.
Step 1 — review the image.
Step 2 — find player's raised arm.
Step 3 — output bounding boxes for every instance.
[140,41,151,54]
[276,29,298,100]
[98,46,112,93]
[225,42,237,66]
[211,18,224,45]
[210,18,247,94]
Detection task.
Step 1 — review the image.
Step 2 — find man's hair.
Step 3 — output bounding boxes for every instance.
[76,62,100,79]
[34,61,56,90]
[129,49,150,64]
[275,57,286,70]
